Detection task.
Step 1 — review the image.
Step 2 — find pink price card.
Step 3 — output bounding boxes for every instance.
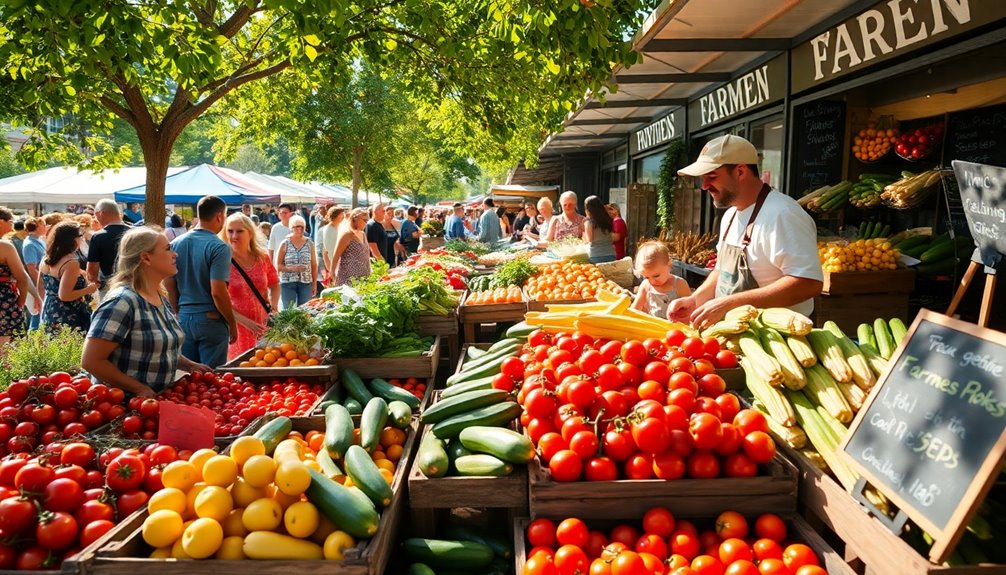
[156,401,216,451]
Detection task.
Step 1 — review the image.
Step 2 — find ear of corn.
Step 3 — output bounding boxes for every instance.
[701,319,749,339]
[821,321,876,390]
[785,389,859,491]
[605,294,632,315]
[725,305,759,323]
[798,448,829,470]
[595,289,620,303]
[874,318,896,359]
[743,360,795,427]
[753,399,807,448]
[803,364,853,423]
[785,335,817,367]
[755,326,807,390]
[838,381,867,411]
[759,308,813,336]
[574,314,670,341]
[544,302,610,313]
[857,323,877,350]
[738,332,784,387]
[888,318,908,345]
[806,329,853,383]
[858,342,889,378]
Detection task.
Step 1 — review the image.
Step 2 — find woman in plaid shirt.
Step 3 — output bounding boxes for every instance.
[82,227,211,396]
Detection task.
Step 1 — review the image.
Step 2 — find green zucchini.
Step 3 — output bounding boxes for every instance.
[505,322,536,339]
[447,351,518,387]
[305,468,379,539]
[441,376,495,397]
[449,343,519,380]
[252,416,292,456]
[417,431,450,478]
[894,234,931,251]
[856,323,876,349]
[431,401,521,439]
[487,337,521,353]
[421,389,510,425]
[466,346,489,360]
[440,524,512,559]
[920,240,956,263]
[360,397,389,453]
[387,401,413,429]
[407,564,436,575]
[888,318,908,345]
[344,444,393,508]
[342,369,374,405]
[367,377,421,409]
[458,426,534,464]
[446,439,472,473]
[874,318,896,360]
[902,242,931,259]
[454,454,513,476]
[402,538,494,569]
[324,404,355,461]
[344,397,363,415]
[315,445,343,479]
[317,384,342,409]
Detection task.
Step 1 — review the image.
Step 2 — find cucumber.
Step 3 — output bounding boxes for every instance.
[408,564,436,575]
[446,439,472,473]
[342,369,374,405]
[387,400,413,429]
[440,524,513,559]
[324,403,355,461]
[902,242,931,259]
[431,401,521,440]
[344,397,363,415]
[458,426,534,464]
[920,240,956,263]
[856,323,876,349]
[253,416,293,456]
[487,337,521,353]
[447,351,518,387]
[894,234,930,251]
[305,468,379,539]
[402,538,494,569]
[417,431,450,478]
[367,377,421,409]
[449,343,519,381]
[344,444,393,508]
[466,346,488,360]
[505,321,536,339]
[441,375,495,397]
[454,454,513,476]
[315,445,343,479]
[888,318,908,345]
[874,318,896,360]
[360,397,389,453]
[421,389,510,425]
[317,384,342,409]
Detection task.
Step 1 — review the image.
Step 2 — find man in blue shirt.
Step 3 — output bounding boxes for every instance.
[165,196,237,368]
[444,203,468,240]
[398,206,422,254]
[476,198,503,244]
[123,203,143,225]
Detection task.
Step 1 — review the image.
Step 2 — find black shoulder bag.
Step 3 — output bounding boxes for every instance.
[231,259,272,314]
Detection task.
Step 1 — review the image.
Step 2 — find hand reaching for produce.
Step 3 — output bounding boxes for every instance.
[667,295,697,324]
[689,296,734,331]
[237,314,267,337]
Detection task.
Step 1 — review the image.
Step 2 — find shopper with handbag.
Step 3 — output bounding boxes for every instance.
[219,213,279,361]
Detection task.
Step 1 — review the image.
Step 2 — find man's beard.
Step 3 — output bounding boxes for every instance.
[708,185,737,209]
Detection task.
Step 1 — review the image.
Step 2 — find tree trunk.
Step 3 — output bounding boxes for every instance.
[351,145,363,208]
[137,130,171,229]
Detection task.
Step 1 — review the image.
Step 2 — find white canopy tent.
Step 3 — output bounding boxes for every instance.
[0,166,186,205]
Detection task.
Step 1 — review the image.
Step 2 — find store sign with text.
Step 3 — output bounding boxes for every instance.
[629,110,684,155]
[792,0,1006,94]
[687,55,787,131]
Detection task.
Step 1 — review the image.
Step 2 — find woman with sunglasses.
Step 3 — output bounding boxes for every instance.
[36,221,99,334]
[275,214,317,309]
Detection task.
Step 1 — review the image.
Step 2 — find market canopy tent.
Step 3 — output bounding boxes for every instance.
[0,166,184,204]
[114,164,280,205]
[243,172,347,204]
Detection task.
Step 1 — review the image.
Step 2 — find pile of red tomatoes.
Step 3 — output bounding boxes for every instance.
[158,372,323,437]
[500,329,775,482]
[522,507,830,575]
[0,440,188,569]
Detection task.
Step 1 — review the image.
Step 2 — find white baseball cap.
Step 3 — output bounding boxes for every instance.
[678,135,759,177]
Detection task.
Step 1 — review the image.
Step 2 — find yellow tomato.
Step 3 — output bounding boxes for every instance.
[194,485,233,522]
[230,477,267,508]
[148,487,186,515]
[242,454,276,488]
[323,530,356,560]
[242,498,284,532]
[230,436,265,467]
[215,535,246,560]
[283,501,320,539]
[142,510,183,548]
[189,448,218,480]
[268,484,302,509]
[275,462,311,496]
[182,517,224,559]
[149,547,171,559]
[202,455,239,488]
[170,537,191,559]
[310,515,338,545]
[185,482,208,519]
[222,508,248,538]
[161,461,198,491]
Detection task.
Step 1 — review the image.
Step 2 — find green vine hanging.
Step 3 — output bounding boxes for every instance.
[656,139,687,237]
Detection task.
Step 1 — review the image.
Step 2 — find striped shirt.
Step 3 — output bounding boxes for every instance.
[87,286,184,392]
[279,237,315,284]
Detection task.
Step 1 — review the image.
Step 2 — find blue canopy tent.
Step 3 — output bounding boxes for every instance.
[114,164,280,205]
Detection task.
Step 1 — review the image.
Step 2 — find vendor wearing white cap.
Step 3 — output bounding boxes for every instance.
[668,135,823,329]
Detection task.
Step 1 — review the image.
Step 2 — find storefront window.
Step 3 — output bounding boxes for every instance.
[634,152,665,184]
[750,115,784,190]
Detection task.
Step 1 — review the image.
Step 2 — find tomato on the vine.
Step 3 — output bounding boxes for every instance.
[549,450,583,482]
[35,511,77,550]
[105,454,146,492]
[584,457,618,481]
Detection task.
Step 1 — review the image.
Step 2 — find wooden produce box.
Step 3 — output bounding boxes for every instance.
[459,291,527,343]
[527,452,798,520]
[778,441,1006,574]
[221,348,338,380]
[90,415,418,575]
[416,307,460,368]
[816,268,915,335]
[332,335,441,380]
[524,289,596,313]
[821,268,916,295]
[513,514,857,575]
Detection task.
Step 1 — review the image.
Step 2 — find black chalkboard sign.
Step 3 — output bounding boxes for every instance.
[790,100,846,194]
[952,160,1006,268]
[945,104,1006,167]
[840,310,1006,563]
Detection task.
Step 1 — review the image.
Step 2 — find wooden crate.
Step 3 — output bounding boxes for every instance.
[524,291,596,313]
[513,514,857,575]
[528,452,798,520]
[416,309,460,368]
[815,292,910,337]
[220,348,338,380]
[459,291,527,343]
[779,442,1006,574]
[821,268,916,295]
[90,416,419,575]
[333,335,441,379]
[313,371,434,416]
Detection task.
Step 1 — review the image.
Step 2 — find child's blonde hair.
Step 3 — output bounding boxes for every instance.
[634,241,671,271]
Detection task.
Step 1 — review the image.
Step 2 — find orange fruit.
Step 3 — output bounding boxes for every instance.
[298,354,309,362]
[285,350,298,361]
[238,361,252,368]
[254,349,266,359]
[305,358,320,366]
[279,343,293,354]
[254,360,268,367]
[273,358,288,367]
[262,353,277,364]
[289,359,302,367]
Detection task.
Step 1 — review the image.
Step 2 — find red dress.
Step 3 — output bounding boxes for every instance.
[227,256,279,361]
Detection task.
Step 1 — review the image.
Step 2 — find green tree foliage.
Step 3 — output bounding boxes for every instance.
[656,139,687,235]
[0,148,24,178]
[0,0,650,226]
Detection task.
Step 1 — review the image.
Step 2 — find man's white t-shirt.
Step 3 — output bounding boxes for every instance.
[268,223,291,262]
[322,224,340,268]
[716,190,823,316]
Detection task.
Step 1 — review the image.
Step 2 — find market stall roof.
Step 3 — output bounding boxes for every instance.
[532,0,865,159]
[114,164,279,205]
[242,172,345,204]
[0,166,185,204]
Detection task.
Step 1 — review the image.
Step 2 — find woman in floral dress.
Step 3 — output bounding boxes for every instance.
[332,208,372,286]
[37,221,99,334]
[220,213,279,361]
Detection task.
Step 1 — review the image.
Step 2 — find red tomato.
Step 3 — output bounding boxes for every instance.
[584,457,618,481]
[144,468,164,493]
[794,566,828,575]
[663,404,689,431]
[733,410,768,436]
[567,380,597,410]
[527,418,557,445]
[752,539,784,562]
[754,514,787,542]
[651,452,686,480]
[524,552,559,575]
[643,361,671,386]
[624,454,654,480]
[599,340,623,363]
[586,530,609,559]
[685,450,720,479]
[116,490,148,518]
[526,388,560,420]
[15,546,53,570]
[667,388,696,413]
[715,511,748,539]
[554,544,589,575]
[690,555,724,575]
[105,454,146,492]
[680,337,705,359]
[79,519,115,548]
[549,450,583,482]
[637,380,667,404]
[492,373,516,393]
[43,478,84,512]
[631,417,669,455]
[782,544,818,570]
[527,518,558,548]
[557,518,589,547]
[560,416,590,442]
[741,431,776,464]
[598,390,629,418]
[500,357,525,381]
[620,341,649,366]
[670,531,701,560]
[713,350,738,369]
[714,423,742,456]
[609,525,641,548]
[713,395,740,423]
[577,349,605,375]
[642,507,675,537]
[724,560,759,575]
[15,462,54,492]
[36,511,77,550]
[666,429,694,459]
[615,362,640,388]
[697,374,726,398]
[603,428,636,462]
[722,452,758,477]
[0,543,14,569]
[636,533,668,560]
[0,497,37,535]
[689,413,723,451]
[538,432,568,464]
[718,538,752,565]
[665,329,687,348]
[569,431,599,461]
[149,444,178,466]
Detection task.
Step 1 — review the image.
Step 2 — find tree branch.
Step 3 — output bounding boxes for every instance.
[98,96,136,127]
[187,0,215,27]
[218,3,257,38]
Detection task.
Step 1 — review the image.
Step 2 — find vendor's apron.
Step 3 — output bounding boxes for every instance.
[716,185,771,299]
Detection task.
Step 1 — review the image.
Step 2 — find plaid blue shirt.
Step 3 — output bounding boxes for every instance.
[87,286,184,392]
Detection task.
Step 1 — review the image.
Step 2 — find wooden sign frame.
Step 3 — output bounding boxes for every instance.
[838,309,1006,564]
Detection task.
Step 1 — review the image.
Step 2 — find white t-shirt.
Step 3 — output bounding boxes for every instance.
[322,224,340,267]
[268,223,291,261]
[717,190,823,316]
